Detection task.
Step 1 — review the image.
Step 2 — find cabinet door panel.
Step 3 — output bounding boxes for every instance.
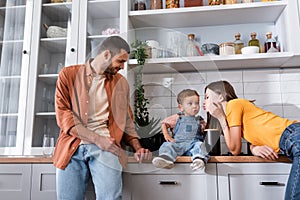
[229,174,288,200]
[131,174,217,200]
[31,164,56,200]
[0,164,31,200]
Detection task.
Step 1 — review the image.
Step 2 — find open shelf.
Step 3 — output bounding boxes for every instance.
[128,52,294,73]
[129,1,287,28]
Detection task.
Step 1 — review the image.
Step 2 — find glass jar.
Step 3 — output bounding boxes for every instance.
[186,34,197,57]
[134,0,147,10]
[151,0,162,9]
[248,32,261,52]
[184,0,203,7]
[209,0,222,5]
[166,0,179,8]
[264,32,279,53]
[224,0,238,4]
[219,42,235,55]
[233,33,244,54]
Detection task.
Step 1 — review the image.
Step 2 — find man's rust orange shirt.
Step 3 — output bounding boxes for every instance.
[53,60,138,169]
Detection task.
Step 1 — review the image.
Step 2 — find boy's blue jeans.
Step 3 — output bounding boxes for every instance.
[159,140,210,163]
[56,144,122,200]
[279,123,300,200]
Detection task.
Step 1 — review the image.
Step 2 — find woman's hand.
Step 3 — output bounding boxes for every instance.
[206,101,226,120]
[251,145,278,160]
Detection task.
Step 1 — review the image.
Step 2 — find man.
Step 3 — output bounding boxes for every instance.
[53,36,151,200]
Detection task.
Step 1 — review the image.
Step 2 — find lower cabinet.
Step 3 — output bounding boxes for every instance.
[0,164,31,200]
[122,163,218,200]
[0,162,293,200]
[31,164,57,200]
[217,163,292,200]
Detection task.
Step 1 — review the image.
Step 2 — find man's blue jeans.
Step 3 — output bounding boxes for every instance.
[56,144,122,200]
[279,123,300,200]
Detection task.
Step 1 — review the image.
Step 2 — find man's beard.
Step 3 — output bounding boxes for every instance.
[104,65,116,75]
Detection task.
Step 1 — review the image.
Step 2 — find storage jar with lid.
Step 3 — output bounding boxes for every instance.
[233,33,244,54]
[219,42,235,55]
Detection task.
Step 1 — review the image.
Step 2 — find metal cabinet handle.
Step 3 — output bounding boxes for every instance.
[70,48,75,52]
[159,181,178,185]
[259,181,285,186]
[23,50,28,54]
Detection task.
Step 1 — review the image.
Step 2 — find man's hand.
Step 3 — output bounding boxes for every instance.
[94,135,121,156]
[251,145,278,160]
[134,148,152,163]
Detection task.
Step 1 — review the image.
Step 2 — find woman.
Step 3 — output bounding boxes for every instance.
[203,80,300,200]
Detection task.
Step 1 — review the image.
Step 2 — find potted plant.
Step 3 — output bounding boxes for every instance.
[130,40,164,152]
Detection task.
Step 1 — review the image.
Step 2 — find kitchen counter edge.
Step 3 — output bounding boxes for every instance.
[0,156,291,164]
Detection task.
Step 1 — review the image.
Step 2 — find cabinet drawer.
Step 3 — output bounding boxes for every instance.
[229,174,288,200]
[130,174,217,200]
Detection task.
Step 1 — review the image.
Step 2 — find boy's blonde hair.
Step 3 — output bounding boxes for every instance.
[177,89,199,104]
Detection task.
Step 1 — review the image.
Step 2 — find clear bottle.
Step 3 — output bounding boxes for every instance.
[233,33,244,54]
[248,32,261,52]
[264,32,279,53]
[186,34,197,57]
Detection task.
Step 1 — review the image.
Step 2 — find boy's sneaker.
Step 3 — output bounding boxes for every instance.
[152,156,174,169]
[190,158,205,171]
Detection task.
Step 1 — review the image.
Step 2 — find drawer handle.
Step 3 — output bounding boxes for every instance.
[259,181,285,186]
[159,181,178,185]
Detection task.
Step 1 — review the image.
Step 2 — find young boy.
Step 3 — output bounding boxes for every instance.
[152,89,210,170]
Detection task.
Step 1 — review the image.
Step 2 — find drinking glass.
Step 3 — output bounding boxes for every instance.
[42,134,55,156]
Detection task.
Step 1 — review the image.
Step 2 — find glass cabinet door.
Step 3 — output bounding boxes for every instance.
[24,0,78,155]
[0,0,32,154]
[78,0,121,64]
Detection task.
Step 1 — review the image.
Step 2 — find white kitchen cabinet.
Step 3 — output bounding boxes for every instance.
[217,162,292,200]
[0,0,34,155]
[0,164,31,200]
[125,0,300,73]
[122,163,218,200]
[18,0,124,156]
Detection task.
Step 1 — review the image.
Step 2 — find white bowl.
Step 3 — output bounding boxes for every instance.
[241,46,259,54]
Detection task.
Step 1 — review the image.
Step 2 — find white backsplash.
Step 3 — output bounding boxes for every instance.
[137,67,300,155]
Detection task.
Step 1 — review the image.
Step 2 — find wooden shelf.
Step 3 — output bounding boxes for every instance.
[129,1,287,28]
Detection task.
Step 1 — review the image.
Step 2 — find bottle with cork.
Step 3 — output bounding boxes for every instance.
[264,32,279,53]
[248,32,261,52]
[233,33,244,54]
[186,34,197,56]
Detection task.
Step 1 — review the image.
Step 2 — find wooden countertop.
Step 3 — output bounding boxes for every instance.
[0,156,291,164]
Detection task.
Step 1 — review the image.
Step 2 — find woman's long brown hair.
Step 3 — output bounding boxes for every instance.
[204,80,238,130]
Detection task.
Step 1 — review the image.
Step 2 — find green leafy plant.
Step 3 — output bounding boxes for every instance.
[130,39,161,138]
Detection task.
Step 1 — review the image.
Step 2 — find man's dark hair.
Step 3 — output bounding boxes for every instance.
[98,36,130,56]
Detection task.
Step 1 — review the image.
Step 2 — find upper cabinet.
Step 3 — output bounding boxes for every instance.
[23,0,123,155]
[0,0,33,155]
[125,0,300,73]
